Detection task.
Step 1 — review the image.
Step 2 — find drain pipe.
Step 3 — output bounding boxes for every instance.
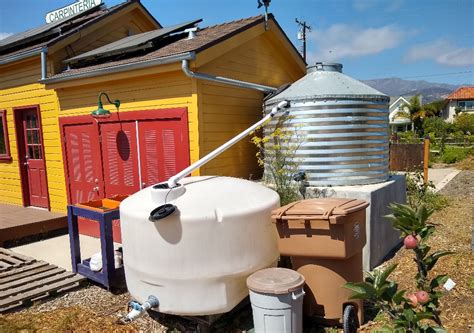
[181,59,277,93]
[40,48,48,80]
[167,100,288,188]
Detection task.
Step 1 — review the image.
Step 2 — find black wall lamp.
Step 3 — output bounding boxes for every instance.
[91,92,121,118]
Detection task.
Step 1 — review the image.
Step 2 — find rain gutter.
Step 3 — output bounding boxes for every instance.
[39,52,196,84]
[181,59,277,93]
[0,47,44,66]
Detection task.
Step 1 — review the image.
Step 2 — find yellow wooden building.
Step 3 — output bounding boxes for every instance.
[0,0,305,219]
[0,0,160,212]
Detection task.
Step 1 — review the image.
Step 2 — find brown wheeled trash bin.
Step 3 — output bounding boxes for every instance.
[271,198,369,331]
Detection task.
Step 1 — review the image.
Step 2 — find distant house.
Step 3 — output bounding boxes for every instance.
[389,96,415,132]
[443,86,474,121]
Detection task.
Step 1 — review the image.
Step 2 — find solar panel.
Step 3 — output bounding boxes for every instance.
[0,4,103,52]
[65,19,202,63]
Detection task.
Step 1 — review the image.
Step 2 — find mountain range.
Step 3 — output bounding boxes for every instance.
[361,78,463,103]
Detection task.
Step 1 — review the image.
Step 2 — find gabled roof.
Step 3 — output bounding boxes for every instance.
[42,14,304,84]
[446,86,474,100]
[389,96,413,108]
[0,0,160,64]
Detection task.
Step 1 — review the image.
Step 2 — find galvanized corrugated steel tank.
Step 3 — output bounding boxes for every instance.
[264,62,390,186]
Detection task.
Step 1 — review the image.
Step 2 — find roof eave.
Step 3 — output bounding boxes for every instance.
[0,47,46,66]
[40,51,195,85]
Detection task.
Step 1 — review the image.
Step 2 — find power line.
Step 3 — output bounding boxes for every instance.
[400,70,473,79]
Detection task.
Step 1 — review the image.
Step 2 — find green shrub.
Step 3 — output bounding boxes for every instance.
[441,146,472,164]
[397,131,420,143]
[453,113,474,134]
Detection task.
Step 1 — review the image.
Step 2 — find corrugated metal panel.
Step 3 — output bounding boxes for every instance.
[65,19,202,63]
[265,63,390,186]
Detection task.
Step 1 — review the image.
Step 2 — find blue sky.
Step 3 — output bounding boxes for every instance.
[1,0,473,85]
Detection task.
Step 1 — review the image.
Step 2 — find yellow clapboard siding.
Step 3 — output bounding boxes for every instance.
[197,30,304,178]
[0,79,64,210]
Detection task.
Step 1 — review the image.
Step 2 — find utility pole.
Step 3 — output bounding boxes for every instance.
[295,19,311,63]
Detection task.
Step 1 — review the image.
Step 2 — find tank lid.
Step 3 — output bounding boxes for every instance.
[308,62,343,73]
[247,268,305,294]
[265,63,389,104]
[271,198,369,221]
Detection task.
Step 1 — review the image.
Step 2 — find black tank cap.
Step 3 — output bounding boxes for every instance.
[149,204,176,222]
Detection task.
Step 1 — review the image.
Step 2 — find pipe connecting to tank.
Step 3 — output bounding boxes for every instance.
[167,100,289,188]
[181,59,277,93]
[121,295,159,324]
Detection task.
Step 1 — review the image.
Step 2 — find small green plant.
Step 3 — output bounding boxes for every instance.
[406,171,448,211]
[345,203,452,332]
[440,146,472,164]
[251,113,304,205]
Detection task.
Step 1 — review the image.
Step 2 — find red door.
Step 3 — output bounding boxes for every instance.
[20,108,48,208]
[63,123,104,204]
[138,119,190,187]
[99,121,140,196]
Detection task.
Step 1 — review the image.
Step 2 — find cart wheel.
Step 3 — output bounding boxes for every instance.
[343,304,359,333]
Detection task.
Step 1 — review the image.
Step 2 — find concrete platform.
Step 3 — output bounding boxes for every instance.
[306,175,406,271]
[0,204,67,247]
[11,234,121,271]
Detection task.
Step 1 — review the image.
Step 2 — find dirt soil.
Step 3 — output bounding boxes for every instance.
[1,171,473,333]
[361,170,474,332]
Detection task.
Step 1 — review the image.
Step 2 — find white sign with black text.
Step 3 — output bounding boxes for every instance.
[45,0,102,24]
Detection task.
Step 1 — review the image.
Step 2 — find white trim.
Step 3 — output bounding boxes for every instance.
[389,96,410,109]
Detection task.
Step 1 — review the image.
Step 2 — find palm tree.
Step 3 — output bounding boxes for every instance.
[402,95,436,133]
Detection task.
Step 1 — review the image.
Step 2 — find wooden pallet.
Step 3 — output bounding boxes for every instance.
[0,248,86,312]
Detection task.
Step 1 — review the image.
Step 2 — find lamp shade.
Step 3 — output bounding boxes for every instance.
[91,93,120,118]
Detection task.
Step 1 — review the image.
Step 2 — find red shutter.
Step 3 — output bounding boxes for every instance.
[63,123,103,204]
[99,122,140,196]
[138,118,190,187]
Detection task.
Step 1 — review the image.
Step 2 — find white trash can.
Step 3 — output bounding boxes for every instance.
[247,268,305,333]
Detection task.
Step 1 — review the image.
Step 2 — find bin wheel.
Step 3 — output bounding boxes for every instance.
[343,304,359,333]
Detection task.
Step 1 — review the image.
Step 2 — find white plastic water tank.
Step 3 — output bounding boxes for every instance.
[120,176,280,316]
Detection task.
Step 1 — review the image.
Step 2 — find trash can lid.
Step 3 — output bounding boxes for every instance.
[271,198,369,221]
[247,268,305,294]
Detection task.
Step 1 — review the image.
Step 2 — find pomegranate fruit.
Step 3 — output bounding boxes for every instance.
[404,235,418,249]
[406,293,418,307]
[416,291,430,304]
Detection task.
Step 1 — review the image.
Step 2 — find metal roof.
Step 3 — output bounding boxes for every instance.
[65,19,202,63]
[267,62,389,104]
[0,4,104,52]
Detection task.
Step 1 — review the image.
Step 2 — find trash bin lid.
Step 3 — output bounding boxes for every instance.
[247,268,305,294]
[271,198,369,221]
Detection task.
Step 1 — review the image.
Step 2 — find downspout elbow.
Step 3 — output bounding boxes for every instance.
[181,59,195,79]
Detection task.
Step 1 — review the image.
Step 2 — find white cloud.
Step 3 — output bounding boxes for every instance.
[353,0,404,12]
[404,39,474,67]
[0,32,13,40]
[308,24,405,62]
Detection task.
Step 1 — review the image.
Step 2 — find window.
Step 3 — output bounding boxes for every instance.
[458,100,474,110]
[0,110,12,161]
